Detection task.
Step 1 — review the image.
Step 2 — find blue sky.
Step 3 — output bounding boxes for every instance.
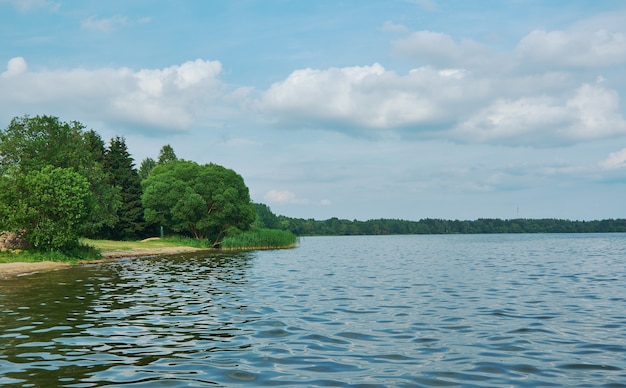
[1,0,625,221]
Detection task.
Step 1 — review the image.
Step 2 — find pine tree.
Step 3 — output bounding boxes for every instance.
[158,144,177,165]
[138,157,156,180]
[104,136,145,240]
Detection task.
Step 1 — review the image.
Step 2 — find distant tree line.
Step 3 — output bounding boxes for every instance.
[253,205,626,235]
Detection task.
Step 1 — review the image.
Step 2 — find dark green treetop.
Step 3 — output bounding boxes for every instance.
[138,157,157,180]
[157,144,177,165]
[142,160,256,246]
[0,115,121,237]
[102,136,146,240]
[1,166,92,251]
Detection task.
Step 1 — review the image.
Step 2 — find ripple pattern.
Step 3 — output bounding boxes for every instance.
[1,234,626,387]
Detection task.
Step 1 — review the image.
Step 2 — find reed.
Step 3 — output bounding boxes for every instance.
[221,229,298,250]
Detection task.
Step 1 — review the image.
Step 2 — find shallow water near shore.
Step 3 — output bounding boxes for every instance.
[1,234,626,387]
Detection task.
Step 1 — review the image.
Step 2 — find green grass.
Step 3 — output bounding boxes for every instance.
[0,242,99,264]
[160,236,211,248]
[221,229,298,250]
[1,231,296,263]
[81,236,210,254]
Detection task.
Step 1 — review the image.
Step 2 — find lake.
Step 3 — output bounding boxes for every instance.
[1,234,626,387]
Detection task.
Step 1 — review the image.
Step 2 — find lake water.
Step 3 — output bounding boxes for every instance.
[1,234,626,387]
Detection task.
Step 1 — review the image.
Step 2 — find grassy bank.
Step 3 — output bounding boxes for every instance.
[0,249,82,264]
[0,237,204,264]
[1,231,297,264]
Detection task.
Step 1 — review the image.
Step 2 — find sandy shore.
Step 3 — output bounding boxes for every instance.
[0,246,205,279]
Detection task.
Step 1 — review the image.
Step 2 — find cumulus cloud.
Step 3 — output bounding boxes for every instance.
[263,190,331,206]
[264,190,307,204]
[257,63,489,132]
[0,57,226,133]
[1,57,28,77]
[392,31,492,68]
[256,14,626,149]
[452,82,626,146]
[600,148,626,170]
[517,28,626,68]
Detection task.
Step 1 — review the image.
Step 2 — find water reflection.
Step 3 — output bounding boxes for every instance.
[1,235,626,386]
[0,251,255,386]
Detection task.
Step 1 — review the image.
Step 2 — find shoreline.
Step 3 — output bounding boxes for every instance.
[0,246,206,280]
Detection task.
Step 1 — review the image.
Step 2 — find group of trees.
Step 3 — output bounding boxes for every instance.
[0,115,256,252]
[272,216,626,236]
[2,115,623,254]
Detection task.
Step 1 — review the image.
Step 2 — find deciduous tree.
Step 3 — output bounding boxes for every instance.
[1,166,92,251]
[142,160,256,246]
[0,115,120,237]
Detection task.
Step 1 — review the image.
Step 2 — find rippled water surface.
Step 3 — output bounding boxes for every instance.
[1,234,626,387]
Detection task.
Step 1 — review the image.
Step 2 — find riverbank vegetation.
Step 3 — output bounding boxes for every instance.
[1,114,622,264]
[0,115,296,260]
[221,229,298,250]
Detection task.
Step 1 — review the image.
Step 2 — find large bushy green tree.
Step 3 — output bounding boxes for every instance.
[0,115,121,241]
[142,160,256,246]
[0,166,92,251]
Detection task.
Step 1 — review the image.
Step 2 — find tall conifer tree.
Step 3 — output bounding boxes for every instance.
[104,136,145,240]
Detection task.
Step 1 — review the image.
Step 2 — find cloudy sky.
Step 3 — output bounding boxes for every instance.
[1,0,625,221]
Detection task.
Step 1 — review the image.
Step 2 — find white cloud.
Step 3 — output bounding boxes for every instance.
[600,148,626,170]
[257,63,489,132]
[517,28,626,69]
[1,57,27,77]
[452,82,626,146]
[392,31,492,68]
[0,57,226,133]
[256,20,626,148]
[264,190,307,204]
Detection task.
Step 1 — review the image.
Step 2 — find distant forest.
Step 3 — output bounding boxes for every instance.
[254,204,626,235]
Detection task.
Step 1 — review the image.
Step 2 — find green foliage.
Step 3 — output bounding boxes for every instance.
[253,203,281,229]
[138,157,156,180]
[1,166,92,252]
[0,115,87,173]
[272,216,626,236]
[158,144,177,165]
[161,235,211,249]
[221,228,298,250]
[0,242,100,263]
[101,136,145,240]
[0,115,121,236]
[142,160,256,246]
